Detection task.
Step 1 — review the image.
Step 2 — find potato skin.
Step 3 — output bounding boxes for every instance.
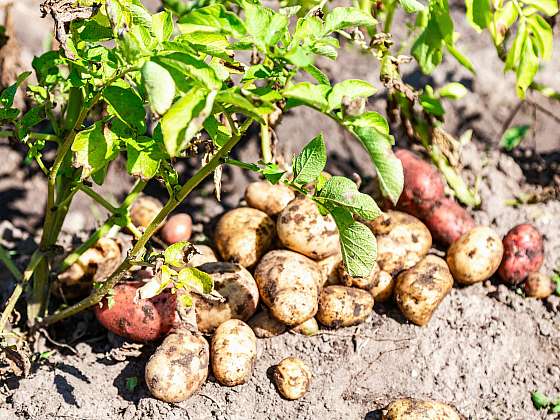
[316,285,374,328]
[211,320,256,386]
[424,198,475,247]
[273,357,312,400]
[498,224,544,285]
[161,213,192,244]
[145,328,209,402]
[394,255,453,326]
[395,149,445,217]
[318,254,342,287]
[370,270,395,303]
[187,244,218,267]
[254,250,321,326]
[248,309,287,338]
[523,273,554,299]
[277,197,339,260]
[383,398,463,420]
[245,181,295,216]
[338,261,380,290]
[291,317,319,336]
[130,195,163,229]
[215,207,275,268]
[95,281,176,342]
[367,211,432,276]
[447,226,504,285]
[193,262,259,334]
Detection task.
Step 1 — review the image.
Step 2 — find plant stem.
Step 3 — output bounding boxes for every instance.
[40,120,254,327]
[77,184,119,214]
[260,121,273,163]
[0,244,22,280]
[0,130,60,143]
[383,0,397,34]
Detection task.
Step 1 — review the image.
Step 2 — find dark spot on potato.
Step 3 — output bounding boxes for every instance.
[411,234,419,243]
[294,214,305,224]
[467,249,477,258]
[142,304,155,322]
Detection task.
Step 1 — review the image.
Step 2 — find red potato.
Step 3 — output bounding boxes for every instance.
[161,213,193,244]
[498,224,544,285]
[394,149,445,218]
[424,198,476,247]
[95,281,176,342]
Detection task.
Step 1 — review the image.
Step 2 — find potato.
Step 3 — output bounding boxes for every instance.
[211,320,256,386]
[291,317,319,336]
[245,181,295,216]
[214,207,275,268]
[338,261,380,290]
[318,254,342,287]
[316,285,374,328]
[129,195,163,229]
[395,149,445,217]
[248,309,288,338]
[254,250,321,326]
[187,244,218,267]
[383,398,463,420]
[277,197,339,260]
[370,270,395,303]
[447,226,503,285]
[161,213,192,244]
[94,281,176,342]
[272,357,312,400]
[394,255,453,326]
[192,262,259,334]
[366,211,432,275]
[523,273,554,299]
[145,328,209,402]
[498,223,544,285]
[423,198,475,247]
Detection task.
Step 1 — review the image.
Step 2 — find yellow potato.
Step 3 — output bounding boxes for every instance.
[316,285,374,328]
[277,197,339,260]
[446,226,503,285]
[129,195,163,229]
[214,207,275,268]
[382,398,462,419]
[211,320,256,386]
[318,253,342,287]
[394,255,453,326]
[248,309,288,338]
[273,357,312,400]
[187,244,218,267]
[338,261,380,290]
[244,181,295,216]
[291,317,319,336]
[370,270,395,303]
[523,272,554,299]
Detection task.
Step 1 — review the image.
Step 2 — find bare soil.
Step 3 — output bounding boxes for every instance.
[1,1,559,419]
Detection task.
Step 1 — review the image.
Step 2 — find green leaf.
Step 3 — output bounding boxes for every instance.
[142,61,176,115]
[505,20,527,72]
[260,162,286,184]
[500,124,529,151]
[446,42,476,74]
[352,126,404,205]
[304,65,331,86]
[204,115,231,147]
[465,0,491,32]
[317,176,381,220]
[178,267,213,294]
[154,52,222,89]
[126,136,163,180]
[419,93,445,116]
[178,4,246,37]
[0,71,31,109]
[399,0,426,13]
[531,391,550,409]
[164,241,192,267]
[283,82,330,111]
[438,82,468,99]
[330,207,377,278]
[324,7,377,34]
[412,19,444,74]
[292,134,327,186]
[178,292,193,307]
[216,88,273,124]
[348,112,390,135]
[520,0,559,16]
[515,37,539,99]
[152,10,174,42]
[103,85,146,134]
[527,14,553,61]
[71,122,117,180]
[327,79,377,112]
[491,2,518,46]
[125,377,139,392]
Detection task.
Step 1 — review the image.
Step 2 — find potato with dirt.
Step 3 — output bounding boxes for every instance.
[316,285,374,328]
[245,180,295,216]
[254,250,321,326]
[394,255,453,326]
[318,253,342,287]
[160,213,192,244]
[248,308,288,338]
[383,398,463,419]
[498,223,544,285]
[447,226,503,285]
[366,211,432,275]
[129,195,163,229]
[145,328,209,402]
[187,244,218,267]
[370,270,395,303]
[214,207,275,268]
[95,281,176,342]
[277,197,339,260]
[338,261,380,291]
[211,319,256,386]
[291,317,319,336]
[192,262,259,334]
[273,357,312,400]
[523,273,555,299]
[423,198,476,247]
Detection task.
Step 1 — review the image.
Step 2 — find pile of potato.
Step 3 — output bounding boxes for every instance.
[56,150,552,414]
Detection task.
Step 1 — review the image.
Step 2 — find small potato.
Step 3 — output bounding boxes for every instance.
[277,197,339,260]
[214,207,275,268]
[161,213,193,244]
[367,211,432,275]
[211,320,256,386]
[316,285,374,328]
[394,255,453,326]
[291,317,319,336]
[370,270,395,303]
[245,181,295,216]
[338,261,380,290]
[248,309,287,338]
[95,281,176,342]
[130,195,163,229]
[145,328,209,402]
[423,198,475,247]
[254,250,321,326]
[383,398,463,420]
[447,226,503,285]
[523,273,554,299]
[187,244,218,267]
[193,262,259,334]
[498,223,544,285]
[318,254,342,287]
[273,357,312,400]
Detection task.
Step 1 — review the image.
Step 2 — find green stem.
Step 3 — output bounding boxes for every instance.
[0,130,60,143]
[77,184,119,214]
[0,244,22,280]
[383,0,397,34]
[530,82,560,101]
[260,122,272,163]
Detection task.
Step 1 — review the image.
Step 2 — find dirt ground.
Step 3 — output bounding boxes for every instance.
[1,1,559,419]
